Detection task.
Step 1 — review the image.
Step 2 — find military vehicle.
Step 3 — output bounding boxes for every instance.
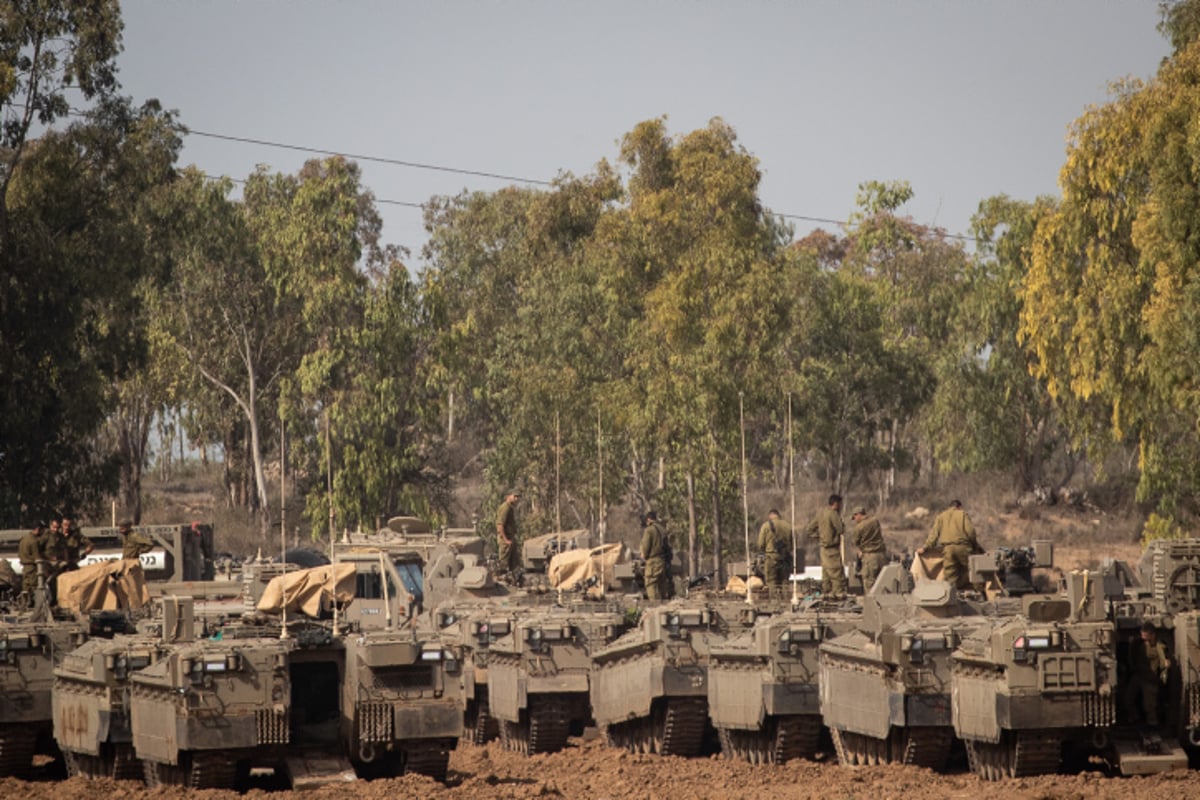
[707,601,860,763]
[0,611,88,776]
[819,578,994,770]
[591,596,778,757]
[487,601,628,754]
[431,537,629,751]
[951,570,1123,778]
[129,555,464,788]
[0,558,150,777]
[52,607,180,779]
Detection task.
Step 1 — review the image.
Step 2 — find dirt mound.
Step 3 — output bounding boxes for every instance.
[6,738,1200,799]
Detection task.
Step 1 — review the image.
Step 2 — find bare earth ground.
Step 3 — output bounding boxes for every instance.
[6,738,1200,799]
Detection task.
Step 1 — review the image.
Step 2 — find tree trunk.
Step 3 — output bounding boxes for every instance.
[709,432,723,585]
[686,470,697,579]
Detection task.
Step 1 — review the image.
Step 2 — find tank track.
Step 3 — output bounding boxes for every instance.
[966,731,1062,780]
[772,715,823,763]
[891,725,954,770]
[63,744,142,781]
[832,726,954,770]
[499,695,572,756]
[528,695,571,755]
[143,751,238,789]
[660,697,707,757]
[0,725,36,777]
[403,739,452,783]
[467,699,500,745]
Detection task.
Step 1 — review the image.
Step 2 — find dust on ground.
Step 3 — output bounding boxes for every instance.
[5,738,1200,800]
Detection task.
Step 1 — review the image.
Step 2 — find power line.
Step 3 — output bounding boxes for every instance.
[184,124,973,242]
[188,128,554,187]
[61,106,975,240]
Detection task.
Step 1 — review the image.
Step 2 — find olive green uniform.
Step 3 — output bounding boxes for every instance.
[1126,638,1170,727]
[61,525,92,571]
[806,506,846,597]
[641,521,669,600]
[757,517,792,590]
[495,500,519,573]
[922,507,979,589]
[18,529,45,595]
[852,515,888,591]
[121,529,155,560]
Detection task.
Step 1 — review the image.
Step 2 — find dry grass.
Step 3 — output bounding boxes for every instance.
[128,462,1152,573]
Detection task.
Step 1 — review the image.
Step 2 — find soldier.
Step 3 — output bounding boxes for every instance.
[919,499,981,589]
[17,522,48,597]
[640,511,670,600]
[1126,622,1170,728]
[60,513,93,571]
[119,521,155,561]
[46,515,66,564]
[757,509,792,592]
[806,494,847,598]
[494,490,521,575]
[850,506,889,592]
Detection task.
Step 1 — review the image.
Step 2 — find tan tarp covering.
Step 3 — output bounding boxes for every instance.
[56,558,150,616]
[257,563,357,617]
[911,549,945,583]
[548,543,623,597]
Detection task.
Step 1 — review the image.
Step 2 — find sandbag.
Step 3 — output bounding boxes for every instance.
[257,563,356,617]
[725,574,765,594]
[56,558,150,616]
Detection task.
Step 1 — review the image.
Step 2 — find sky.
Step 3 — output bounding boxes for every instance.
[114,1,1172,262]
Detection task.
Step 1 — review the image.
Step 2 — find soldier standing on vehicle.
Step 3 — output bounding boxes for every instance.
[919,499,981,589]
[60,513,93,571]
[1127,622,1170,728]
[119,521,154,561]
[806,494,847,598]
[46,516,67,564]
[640,511,670,600]
[495,490,521,575]
[850,506,889,592]
[17,522,48,597]
[757,509,792,592]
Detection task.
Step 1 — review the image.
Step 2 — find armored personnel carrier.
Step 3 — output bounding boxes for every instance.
[487,600,628,754]
[0,609,88,776]
[130,625,309,788]
[0,557,150,777]
[591,596,779,757]
[52,602,184,779]
[129,556,465,788]
[707,600,861,763]
[819,578,992,770]
[951,570,1121,778]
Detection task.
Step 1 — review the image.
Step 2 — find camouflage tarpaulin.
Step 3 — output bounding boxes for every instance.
[56,558,150,616]
[911,548,946,583]
[257,563,357,617]
[548,543,624,597]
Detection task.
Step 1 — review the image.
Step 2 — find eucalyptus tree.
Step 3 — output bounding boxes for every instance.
[592,118,791,578]
[0,97,180,524]
[1021,42,1200,518]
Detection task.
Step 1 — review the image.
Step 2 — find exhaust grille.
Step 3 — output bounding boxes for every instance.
[256,708,289,744]
[358,701,393,743]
